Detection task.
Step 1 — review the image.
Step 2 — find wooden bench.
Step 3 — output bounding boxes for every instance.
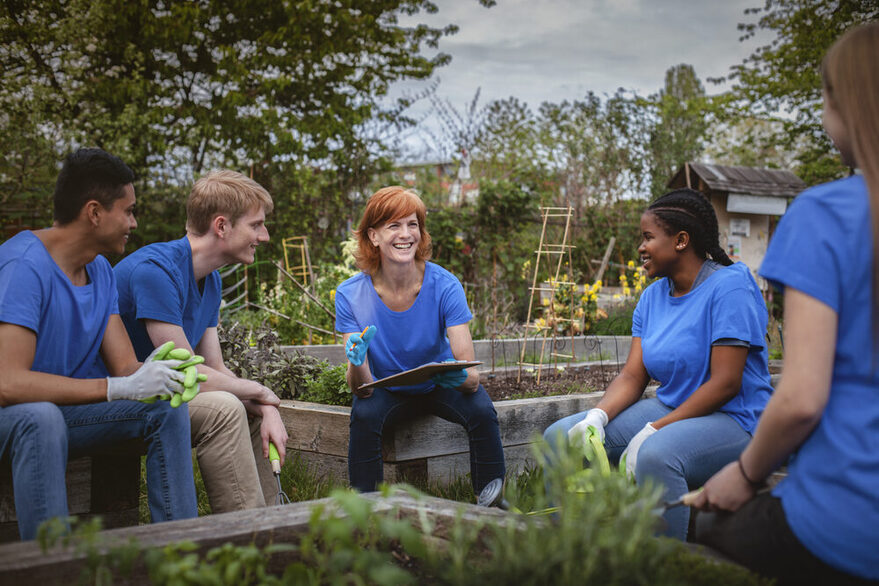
[279,391,606,486]
[0,442,143,543]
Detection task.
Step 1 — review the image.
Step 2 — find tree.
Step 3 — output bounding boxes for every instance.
[640,64,714,199]
[0,0,486,176]
[721,0,878,183]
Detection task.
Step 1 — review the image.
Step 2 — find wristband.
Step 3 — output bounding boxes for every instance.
[737,456,765,489]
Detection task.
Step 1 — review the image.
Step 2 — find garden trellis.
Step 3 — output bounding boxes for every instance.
[518,206,577,384]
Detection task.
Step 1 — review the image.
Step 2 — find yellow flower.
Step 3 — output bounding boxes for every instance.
[627,260,635,269]
[330,289,336,302]
[623,287,632,297]
[541,297,550,306]
[612,294,621,300]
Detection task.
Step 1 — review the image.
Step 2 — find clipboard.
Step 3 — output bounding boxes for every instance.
[358,360,482,390]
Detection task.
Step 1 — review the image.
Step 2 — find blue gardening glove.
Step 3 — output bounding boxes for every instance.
[621,422,657,478]
[431,360,469,389]
[345,325,377,366]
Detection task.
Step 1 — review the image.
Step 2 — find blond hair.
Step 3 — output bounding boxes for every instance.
[186,170,274,235]
[823,22,879,340]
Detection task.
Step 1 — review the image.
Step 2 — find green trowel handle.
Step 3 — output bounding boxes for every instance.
[269,442,282,474]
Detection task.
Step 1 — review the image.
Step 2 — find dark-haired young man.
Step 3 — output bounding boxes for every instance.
[0,148,198,540]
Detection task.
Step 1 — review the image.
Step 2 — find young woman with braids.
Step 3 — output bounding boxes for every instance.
[692,24,879,585]
[543,187,773,541]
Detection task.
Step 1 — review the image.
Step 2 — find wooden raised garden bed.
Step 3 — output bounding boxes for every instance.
[279,391,604,486]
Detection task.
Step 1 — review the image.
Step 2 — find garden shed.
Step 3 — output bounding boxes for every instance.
[667,162,806,287]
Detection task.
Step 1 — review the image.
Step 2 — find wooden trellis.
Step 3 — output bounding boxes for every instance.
[282,236,314,289]
[518,206,577,384]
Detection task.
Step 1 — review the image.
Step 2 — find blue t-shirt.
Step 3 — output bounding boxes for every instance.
[760,175,879,580]
[0,231,117,378]
[334,262,473,394]
[632,261,772,434]
[113,236,221,361]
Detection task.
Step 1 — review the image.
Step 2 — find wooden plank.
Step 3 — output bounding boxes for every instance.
[384,392,603,461]
[0,492,506,583]
[279,401,351,457]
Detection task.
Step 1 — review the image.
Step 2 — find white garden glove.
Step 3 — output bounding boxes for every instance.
[106,346,186,402]
[621,422,657,477]
[567,408,609,445]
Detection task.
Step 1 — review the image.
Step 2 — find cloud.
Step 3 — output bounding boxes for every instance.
[396,0,767,108]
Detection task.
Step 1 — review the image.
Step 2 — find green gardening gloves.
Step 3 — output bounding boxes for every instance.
[140,341,207,407]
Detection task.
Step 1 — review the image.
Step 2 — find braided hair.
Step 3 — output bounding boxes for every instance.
[647,188,733,266]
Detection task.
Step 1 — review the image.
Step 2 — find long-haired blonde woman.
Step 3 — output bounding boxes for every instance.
[693,22,879,585]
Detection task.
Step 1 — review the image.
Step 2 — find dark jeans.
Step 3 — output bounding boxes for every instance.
[348,384,506,492]
[694,492,878,585]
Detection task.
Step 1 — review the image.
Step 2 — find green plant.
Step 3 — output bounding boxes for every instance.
[299,364,351,406]
[218,322,333,400]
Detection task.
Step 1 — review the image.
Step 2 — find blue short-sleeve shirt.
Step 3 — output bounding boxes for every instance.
[113,237,221,361]
[759,175,879,580]
[632,261,772,433]
[335,262,473,394]
[0,231,117,378]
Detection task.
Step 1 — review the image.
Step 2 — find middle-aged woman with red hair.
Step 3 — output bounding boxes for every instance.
[334,186,506,493]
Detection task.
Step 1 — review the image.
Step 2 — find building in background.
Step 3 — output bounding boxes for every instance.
[668,162,806,289]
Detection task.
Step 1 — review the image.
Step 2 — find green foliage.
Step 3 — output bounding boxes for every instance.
[721,0,877,184]
[0,0,465,174]
[255,260,358,345]
[299,364,351,407]
[218,321,342,400]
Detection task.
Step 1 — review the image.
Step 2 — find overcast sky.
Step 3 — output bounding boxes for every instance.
[392,0,771,155]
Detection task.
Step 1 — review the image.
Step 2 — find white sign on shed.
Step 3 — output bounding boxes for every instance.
[726,193,787,215]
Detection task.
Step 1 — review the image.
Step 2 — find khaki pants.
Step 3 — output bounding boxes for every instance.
[188,391,277,512]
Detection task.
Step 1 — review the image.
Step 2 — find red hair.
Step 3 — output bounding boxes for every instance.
[354,186,432,274]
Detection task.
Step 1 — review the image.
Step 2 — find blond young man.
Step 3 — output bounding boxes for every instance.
[111,170,286,511]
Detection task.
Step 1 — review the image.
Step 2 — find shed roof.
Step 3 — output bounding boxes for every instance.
[668,162,806,198]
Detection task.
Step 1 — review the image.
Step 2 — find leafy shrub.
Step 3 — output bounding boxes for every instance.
[218,321,346,401]
[299,364,351,406]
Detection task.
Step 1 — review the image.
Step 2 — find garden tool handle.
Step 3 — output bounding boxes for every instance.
[269,442,282,475]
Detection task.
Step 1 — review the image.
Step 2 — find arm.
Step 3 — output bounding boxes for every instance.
[651,344,748,430]
[0,323,107,406]
[446,323,479,393]
[694,288,836,511]
[344,332,375,398]
[99,314,142,377]
[144,321,279,407]
[593,338,651,420]
[146,321,288,463]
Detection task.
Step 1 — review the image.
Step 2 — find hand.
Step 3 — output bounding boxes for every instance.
[691,460,759,513]
[621,422,657,477]
[250,381,281,407]
[567,408,609,445]
[353,385,373,399]
[345,325,376,366]
[106,345,185,402]
[259,406,288,465]
[431,367,468,389]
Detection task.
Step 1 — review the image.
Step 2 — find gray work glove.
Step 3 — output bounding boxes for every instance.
[106,345,185,402]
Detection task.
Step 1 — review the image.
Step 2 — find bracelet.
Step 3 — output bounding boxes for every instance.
[737,457,765,489]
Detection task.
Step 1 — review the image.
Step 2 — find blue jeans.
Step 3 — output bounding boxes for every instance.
[0,400,198,540]
[544,397,751,540]
[349,384,506,493]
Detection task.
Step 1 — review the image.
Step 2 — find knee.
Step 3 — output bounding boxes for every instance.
[349,401,382,434]
[12,403,66,447]
[635,439,679,478]
[464,391,499,428]
[192,391,247,427]
[543,420,567,446]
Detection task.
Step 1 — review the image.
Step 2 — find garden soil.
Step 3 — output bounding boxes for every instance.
[479,365,622,401]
